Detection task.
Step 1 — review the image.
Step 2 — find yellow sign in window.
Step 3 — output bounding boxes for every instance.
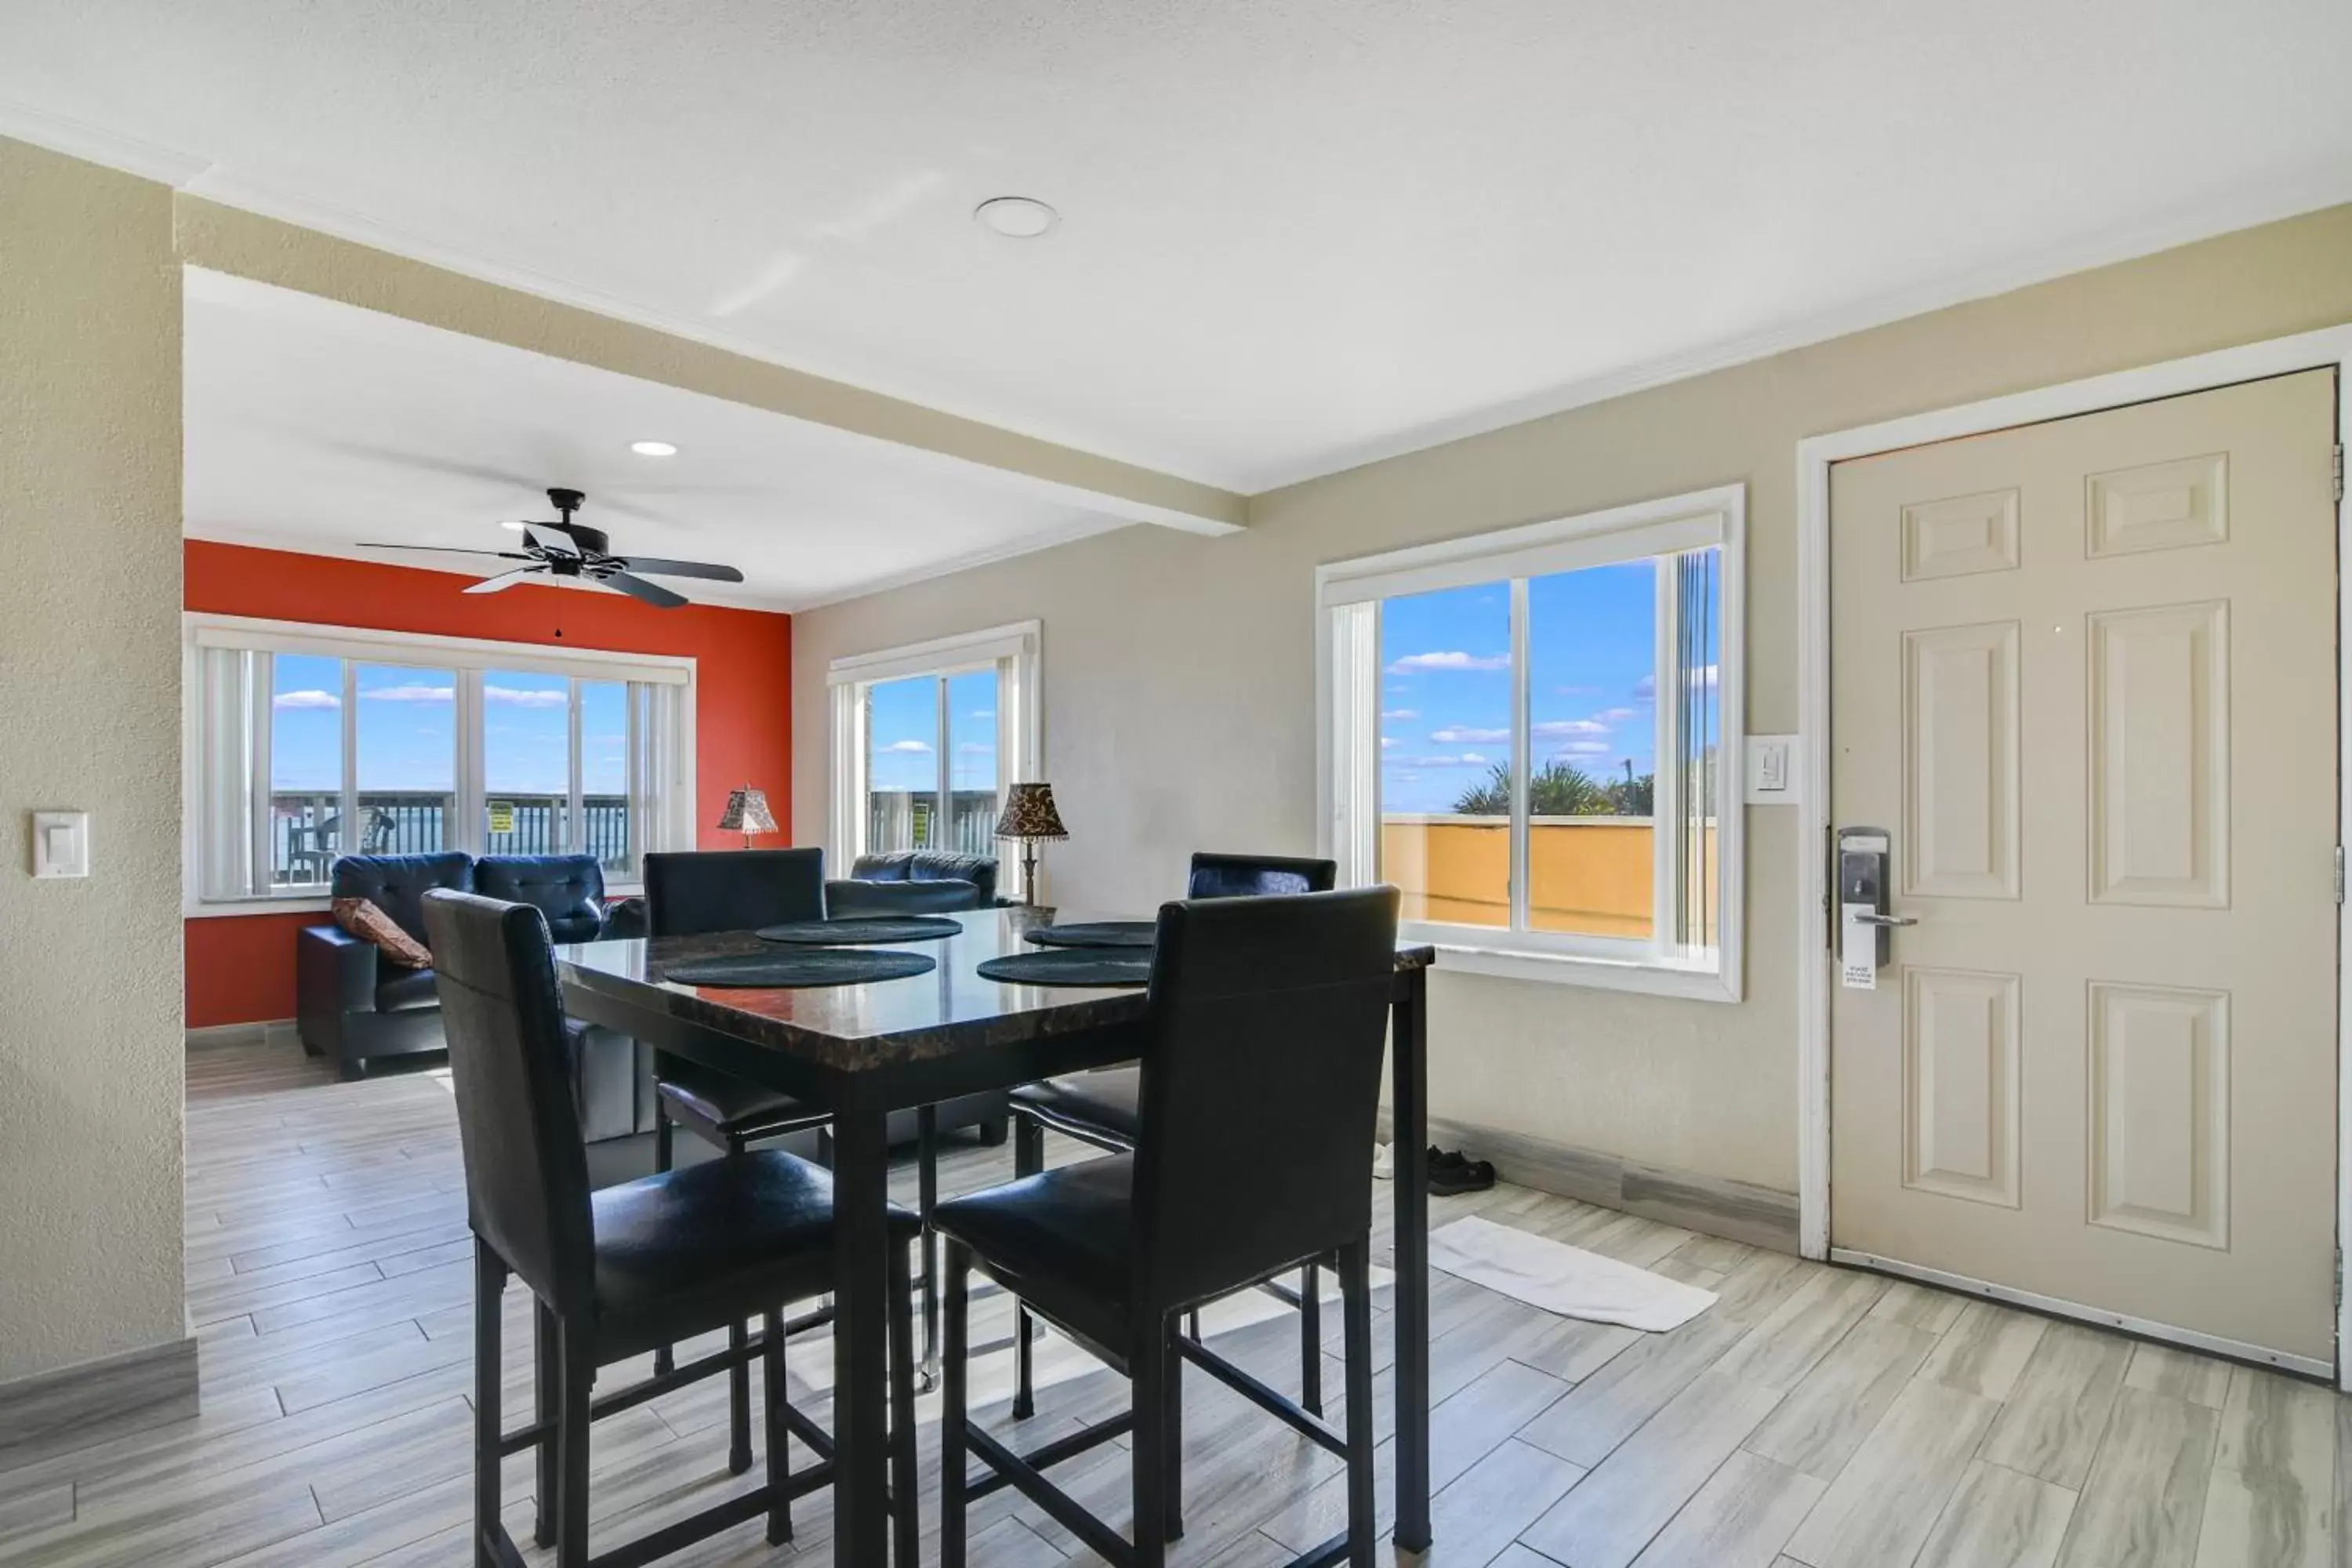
[488,801,516,835]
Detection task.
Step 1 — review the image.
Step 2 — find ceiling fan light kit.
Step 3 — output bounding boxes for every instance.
[355,486,745,608]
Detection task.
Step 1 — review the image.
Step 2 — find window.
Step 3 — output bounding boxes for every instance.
[1319,486,1743,999]
[829,622,1040,894]
[187,616,695,909]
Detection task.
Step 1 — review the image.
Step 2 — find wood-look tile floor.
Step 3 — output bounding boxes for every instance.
[1,1040,2342,1567]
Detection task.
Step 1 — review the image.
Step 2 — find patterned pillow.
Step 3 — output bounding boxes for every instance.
[332,897,433,970]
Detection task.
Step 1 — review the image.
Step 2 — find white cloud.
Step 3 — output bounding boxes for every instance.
[1398,751,1490,768]
[1387,651,1509,674]
[272,688,339,710]
[1381,708,1418,721]
[1430,725,1510,744]
[1557,741,1613,757]
[364,683,456,703]
[1592,707,1641,724]
[879,739,932,754]
[1533,718,1608,739]
[1632,666,1716,702]
[484,684,568,709]
[971,710,996,720]
[1380,736,1399,749]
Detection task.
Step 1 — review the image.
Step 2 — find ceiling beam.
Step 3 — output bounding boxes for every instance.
[172,195,1246,535]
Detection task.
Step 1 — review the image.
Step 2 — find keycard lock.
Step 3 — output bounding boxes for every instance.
[1837,827,1915,989]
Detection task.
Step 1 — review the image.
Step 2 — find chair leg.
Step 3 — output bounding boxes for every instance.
[940,1241,972,1568]
[887,1239,921,1567]
[652,1109,675,1379]
[472,1241,505,1568]
[1339,1238,1376,1568]
[764,1308,791,1544]
[918,1105,939,1391]
[1131,1310,1171,1568]
[728,1316,753,1475]
[533,1298,560,1546]
[1163,1318,1185,1541]
[556,1319,594,1568]
[1011,1113,1043,1420]
[1299,1260,1323,1417]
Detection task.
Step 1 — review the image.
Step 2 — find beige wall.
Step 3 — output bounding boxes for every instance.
[0,138,187,1380]
[796,202,2352,1195]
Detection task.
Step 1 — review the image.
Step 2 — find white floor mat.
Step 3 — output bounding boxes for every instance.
[1428,1214,1716,1331]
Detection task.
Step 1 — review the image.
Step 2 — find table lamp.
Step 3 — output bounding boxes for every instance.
[716,784,778,849]
[993,782,1068,906]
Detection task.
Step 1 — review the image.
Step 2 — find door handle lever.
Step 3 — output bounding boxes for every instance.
[1850,913,1918,927]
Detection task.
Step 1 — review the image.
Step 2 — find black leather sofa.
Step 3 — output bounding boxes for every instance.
[825,849,1002,916]
[297,855,650,1144]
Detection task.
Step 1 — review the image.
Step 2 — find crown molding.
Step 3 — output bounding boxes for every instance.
[0,97,213,186]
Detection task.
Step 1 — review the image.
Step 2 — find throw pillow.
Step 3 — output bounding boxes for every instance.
[332,897,434,969]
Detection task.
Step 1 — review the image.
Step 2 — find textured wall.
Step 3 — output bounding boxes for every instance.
[0,138,187,1381]
[794,201,2352,1195]
[182,539,795,1026]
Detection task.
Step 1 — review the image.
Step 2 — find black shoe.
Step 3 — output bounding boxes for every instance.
[1428,1149,1494,1196]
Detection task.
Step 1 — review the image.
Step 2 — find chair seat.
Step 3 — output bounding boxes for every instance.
[935,1152,1136,1361]
[374,967,441,1012]
[592,1149,916,1359]
[656,1060,830,1142]
[1009,1067,1140,1148]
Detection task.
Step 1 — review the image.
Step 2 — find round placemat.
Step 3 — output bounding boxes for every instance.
[755,916,963,946]
[1024,920,1157,949]
[978,949,1152,988]
[662,949,938,988]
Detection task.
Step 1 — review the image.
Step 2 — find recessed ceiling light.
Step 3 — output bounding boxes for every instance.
[975,196,1058,239]
[630,440,679,457]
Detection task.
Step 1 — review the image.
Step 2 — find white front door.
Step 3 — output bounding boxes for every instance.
[1828,368,2340,1368]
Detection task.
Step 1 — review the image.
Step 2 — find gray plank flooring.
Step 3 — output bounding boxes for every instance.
[0,1039,2342,1566]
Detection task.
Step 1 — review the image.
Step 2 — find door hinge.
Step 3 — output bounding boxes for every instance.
[2336,844,2345,906]
[2336,443,2346,503]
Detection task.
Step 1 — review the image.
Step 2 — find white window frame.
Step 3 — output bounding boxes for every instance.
[827,620,1042,898]
[1316,485,1745,1000]
[182,612,698,916]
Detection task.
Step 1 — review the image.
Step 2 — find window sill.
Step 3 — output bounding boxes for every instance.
[1427,941,1741,1002]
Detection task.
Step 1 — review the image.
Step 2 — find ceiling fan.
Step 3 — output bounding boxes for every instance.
[357,487,744,608]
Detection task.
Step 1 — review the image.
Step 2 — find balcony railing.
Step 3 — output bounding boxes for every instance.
[866,789,1000,860]
[270,790,633,885]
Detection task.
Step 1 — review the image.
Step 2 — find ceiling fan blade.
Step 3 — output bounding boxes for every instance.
[601,571,688,609]
[463,568,543,596]
[607,556,745,583]
[355,543,535,560]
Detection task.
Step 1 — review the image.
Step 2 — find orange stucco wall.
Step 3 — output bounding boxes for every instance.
[183,539,793,1026]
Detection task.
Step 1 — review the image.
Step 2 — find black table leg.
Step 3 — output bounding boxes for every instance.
[830,1082,893,1567]
[1390,968,1432,1552]
[918,1103,940,1392]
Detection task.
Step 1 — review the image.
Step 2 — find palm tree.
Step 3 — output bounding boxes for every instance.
[1451,760,1628,816]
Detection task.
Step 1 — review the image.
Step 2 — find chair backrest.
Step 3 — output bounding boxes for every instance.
[643,848,826,936]
[332,851,476,944]
[421,889,594,1312]
[1185,852,1338,900]
[477,854,608,943]
[1130,886,1398,1312]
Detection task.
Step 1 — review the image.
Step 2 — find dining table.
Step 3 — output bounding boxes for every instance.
[555,902,1438,1565]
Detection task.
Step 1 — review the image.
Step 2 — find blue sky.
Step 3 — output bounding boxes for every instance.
[270,657,626,797]
[1379,561,1661,813]
[866,670,998,795]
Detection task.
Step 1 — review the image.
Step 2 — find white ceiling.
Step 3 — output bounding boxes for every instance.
[182,268,1127,612]
[13,1,2352,492]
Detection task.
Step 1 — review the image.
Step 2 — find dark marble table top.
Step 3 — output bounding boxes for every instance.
[555,904,1433,1073]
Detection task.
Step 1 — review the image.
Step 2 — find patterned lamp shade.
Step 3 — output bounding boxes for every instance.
[993,782,1069,842]
[716,785,779,840]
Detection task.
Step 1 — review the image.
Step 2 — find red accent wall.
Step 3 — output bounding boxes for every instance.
[184,539,793,1027]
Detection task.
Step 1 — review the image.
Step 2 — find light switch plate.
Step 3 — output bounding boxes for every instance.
[31,811,89,878]
[1744,735,1802,804]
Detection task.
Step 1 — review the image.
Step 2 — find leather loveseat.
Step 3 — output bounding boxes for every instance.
[825,849,1002,916]
[296,854,652,1145]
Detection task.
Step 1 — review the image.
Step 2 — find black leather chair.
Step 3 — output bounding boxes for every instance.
[1007,851,1340,1419]
[423,888,920,1568]
[937,887,1396,1568]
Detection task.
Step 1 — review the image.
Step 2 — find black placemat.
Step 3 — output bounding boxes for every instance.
[755,916,964,946]
[978,949,1152,988]
[1024,920,1157,949]
[662,949,938,988]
